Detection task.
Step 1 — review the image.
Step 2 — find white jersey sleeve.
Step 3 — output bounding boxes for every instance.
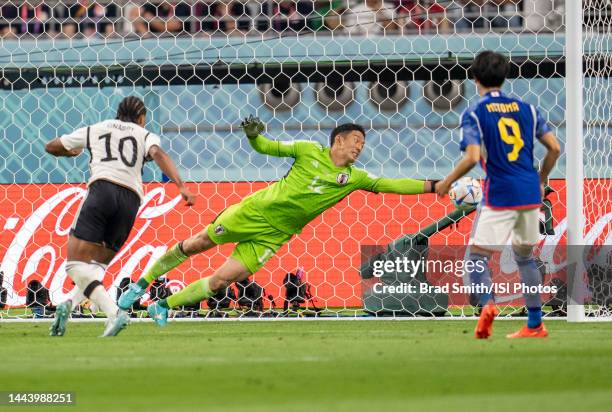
[75,119,160,200]
[144,132,161,160]
[60,127,88,150]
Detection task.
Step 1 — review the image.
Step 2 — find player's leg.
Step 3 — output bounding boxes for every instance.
[58,181,136,336]
[49,276,95,336]
[468,207,515,338]
[97,184,144,336]
[67,236,116,311]
[51,189,93,335]
[119,202,246,310]
[468,207,516,306]
[126,229,216,291]
[49,300,71,337]
[469,246,499,339]
[147,255,252,325]
[148,232,288,325]
[64,236,130,336]
[52,182,120,336]
[69,288,86,309]
[507,208,548,338]
[66,259,108,309]
[468,245,494,306]
[118,238,193,310]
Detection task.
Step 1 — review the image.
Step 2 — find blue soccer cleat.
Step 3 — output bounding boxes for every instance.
[118,282,145,310]
[101,310,130,337]
[147,302,168,327]
[49,301,72,337]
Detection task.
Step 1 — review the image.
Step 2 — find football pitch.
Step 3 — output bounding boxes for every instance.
[1,320,611,412]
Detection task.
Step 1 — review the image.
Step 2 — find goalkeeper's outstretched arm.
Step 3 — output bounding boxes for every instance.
[248,134,298,158]
[240,115,297,158]
[366,176,437,195]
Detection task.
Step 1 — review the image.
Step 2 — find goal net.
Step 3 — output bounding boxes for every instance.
[0,0,609,320]
[579,0,612,319]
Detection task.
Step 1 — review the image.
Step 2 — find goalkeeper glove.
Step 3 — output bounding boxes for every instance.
[240,115,265,139]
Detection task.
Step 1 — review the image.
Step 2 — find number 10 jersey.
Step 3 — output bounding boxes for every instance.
[60,119,162,201]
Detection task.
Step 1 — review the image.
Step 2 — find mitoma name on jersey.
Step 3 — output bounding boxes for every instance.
[485,102,520,113]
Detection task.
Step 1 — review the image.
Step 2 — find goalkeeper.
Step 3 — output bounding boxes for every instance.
[119,117,438,324]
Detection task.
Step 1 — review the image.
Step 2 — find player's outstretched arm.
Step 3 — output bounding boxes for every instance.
[148,145,196,206]
[436,144,480,196]
[369,177,434,195]
[240,115,299,158]
[45,138,82,157]
[359,169,438,194]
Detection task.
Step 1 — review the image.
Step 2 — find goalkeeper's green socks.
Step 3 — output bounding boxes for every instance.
[136,243,189,289]
[159,277,214,309]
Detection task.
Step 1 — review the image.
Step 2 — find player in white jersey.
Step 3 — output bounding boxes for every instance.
[44,96,196,337]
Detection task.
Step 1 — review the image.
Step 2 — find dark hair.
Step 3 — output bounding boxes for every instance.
[470,51,510,88]
[330,123,366,146]
[116,96,147,123]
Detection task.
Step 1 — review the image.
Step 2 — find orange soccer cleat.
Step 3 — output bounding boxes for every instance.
[474,303,499,339]
[506,323,548,339]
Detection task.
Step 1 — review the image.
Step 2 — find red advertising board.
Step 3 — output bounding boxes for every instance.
[0,179,610,308]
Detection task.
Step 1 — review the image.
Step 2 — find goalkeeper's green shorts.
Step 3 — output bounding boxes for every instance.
[206,198,293,274]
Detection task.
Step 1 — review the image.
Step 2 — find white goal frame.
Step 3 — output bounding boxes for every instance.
[566,0,586,322]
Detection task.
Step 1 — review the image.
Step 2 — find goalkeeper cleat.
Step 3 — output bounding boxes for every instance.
[147,302,168,327]
[118,282,145,310]
[101,311,130,337]
[49,301,72,337]
[475,303,499,339]
[506,323,548,339]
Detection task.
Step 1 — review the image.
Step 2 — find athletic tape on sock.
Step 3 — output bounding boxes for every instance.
[84,280,103,298]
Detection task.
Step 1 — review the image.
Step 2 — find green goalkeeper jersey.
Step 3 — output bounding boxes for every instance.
[246,134,426,235]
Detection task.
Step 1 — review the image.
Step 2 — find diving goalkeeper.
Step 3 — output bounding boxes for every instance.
[119,117,438,324]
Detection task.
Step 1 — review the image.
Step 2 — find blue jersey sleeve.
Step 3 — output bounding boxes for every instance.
[534,107,552,140]
[459,109,482,152]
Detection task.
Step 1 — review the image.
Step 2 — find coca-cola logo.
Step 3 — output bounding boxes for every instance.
[0,186,180,306]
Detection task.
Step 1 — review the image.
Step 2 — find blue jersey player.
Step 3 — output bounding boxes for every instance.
[436,51,561,339]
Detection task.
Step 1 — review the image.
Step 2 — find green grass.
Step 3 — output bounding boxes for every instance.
[1,320,611,412]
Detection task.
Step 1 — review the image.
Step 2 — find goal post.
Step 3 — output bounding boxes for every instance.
[566,0,586,322]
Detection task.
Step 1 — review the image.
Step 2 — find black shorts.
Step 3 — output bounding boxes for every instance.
[71,180,140,252]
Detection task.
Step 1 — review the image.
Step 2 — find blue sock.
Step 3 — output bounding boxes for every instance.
[467,253,493,306]
[527,307,542,328]
[515,254,542,308]
[515,253,543,328]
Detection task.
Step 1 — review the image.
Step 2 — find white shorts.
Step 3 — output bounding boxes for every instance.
[470,206,540,249]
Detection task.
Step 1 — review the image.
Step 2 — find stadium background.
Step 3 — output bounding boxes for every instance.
[0,0,610,313]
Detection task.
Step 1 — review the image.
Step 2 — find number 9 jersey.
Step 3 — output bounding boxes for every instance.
[60,119,162,201]
[459,90,552,209]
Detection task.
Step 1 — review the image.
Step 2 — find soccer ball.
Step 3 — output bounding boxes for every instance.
[449,177,482,210]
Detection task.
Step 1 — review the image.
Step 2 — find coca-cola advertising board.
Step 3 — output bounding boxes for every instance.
[0,179,610,308]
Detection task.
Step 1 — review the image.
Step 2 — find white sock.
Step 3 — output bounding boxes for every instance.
[89,285,119,321]
[65,260,118,320]
[68,262,106,311]
[69,288,85,310]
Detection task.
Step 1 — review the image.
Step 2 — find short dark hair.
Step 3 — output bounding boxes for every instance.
[330,123,365,146]
[470,51,510,88]
[116,96,147,123]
